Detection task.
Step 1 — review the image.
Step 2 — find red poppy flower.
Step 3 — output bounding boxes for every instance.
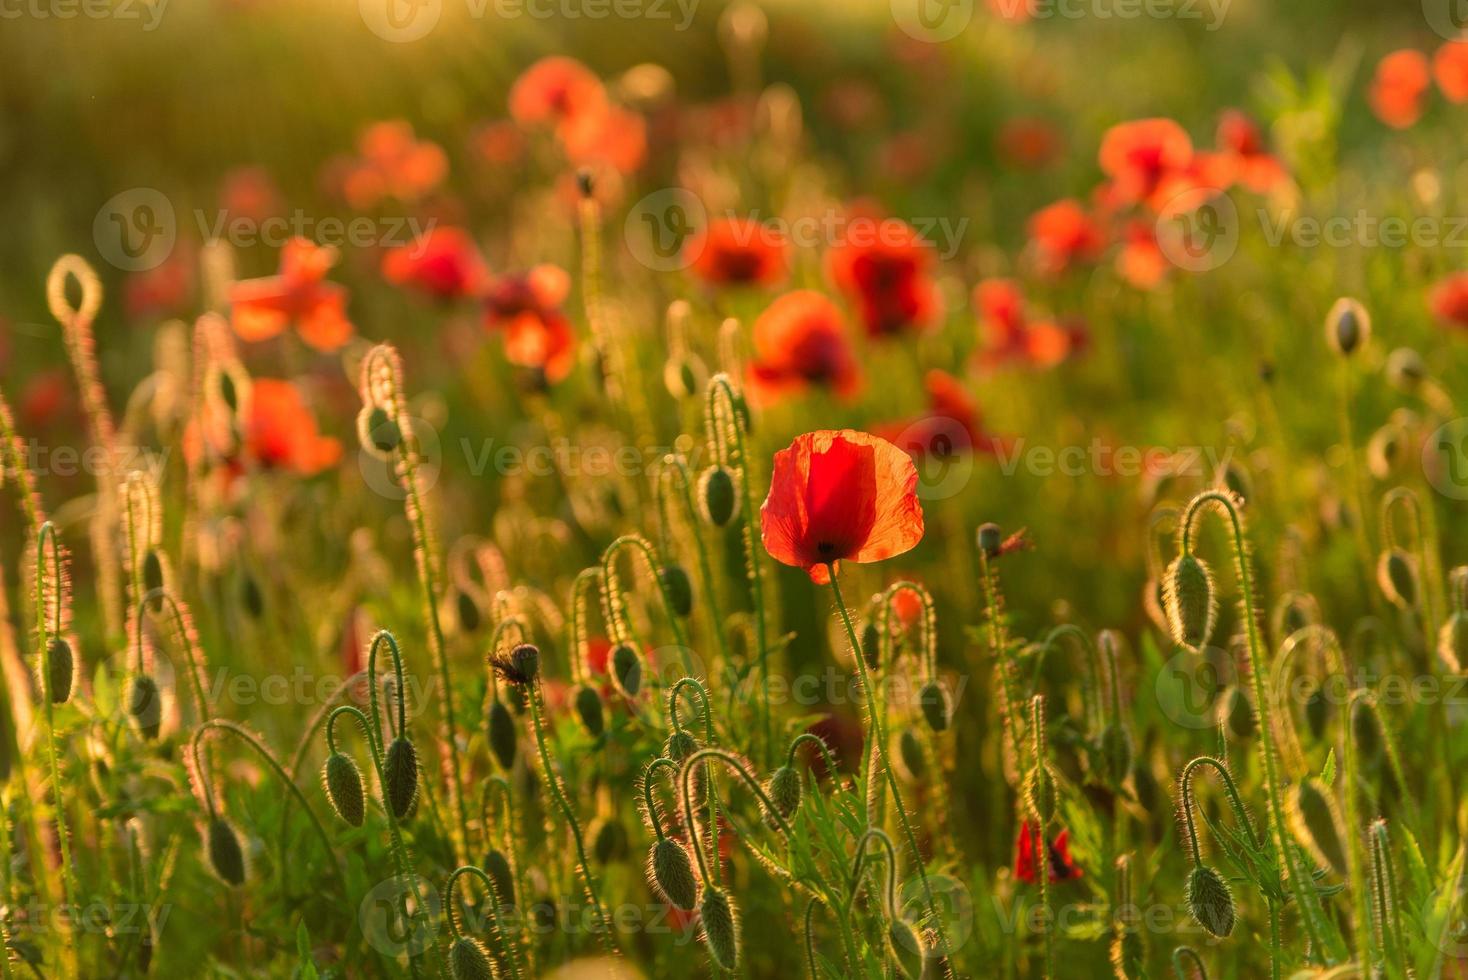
[973,279,1084,369]
[1026,199,1105,276]
[484,265,577,382]
[229,238,354,352]
[746,291,861,405]
[760,429,925,585]
[1429,272,1468,329]
[1116,220,1170,290]
[1435,41,1468,102]
[1216,110,1288,194]
[997,117,1061,170]
[1015,822,1082,884]
[381,227,490,301]
[509,57,608,135]
[125,247,194,319]
[686,217,790,287]
[1098,118,1194,211]
[1370,50,1431,130]
[826,218,941,337]
[472,119,526,166]
[340,121,448,208]
[561,103,647,175]
[219,165,282,223]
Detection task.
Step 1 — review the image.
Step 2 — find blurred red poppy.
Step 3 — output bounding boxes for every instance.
[219,165,282,222]
[509,56,608,135]
[247,379,342,475]
[1434,41,1468,102]
[1370,50,1431,129]
[229,238,354,352]
[484,265,577,382]
[746,290,861,404]
[340,120,448,208]
[760,429,925,584]
[1216,110,1288,194]
[1116,220,1170,290]
[381,227,490,300]
[126,247,194,319]
[472,119,527,166]
[1027,199,1105,275]
[1429,272,1468,328]
[973,279,1084,368]
[686,217,789,287]
[1015,822,1082,884]
[825,218,941,337]
[562,103,647,175]
[877,369,1007,459]
[997,117,1061,170]
[1098,118,1194,211]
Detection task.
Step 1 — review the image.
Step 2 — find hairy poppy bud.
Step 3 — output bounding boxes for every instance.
[698,467,738,527]
[455,589,481,633]
[889,919,924,977]
[323,752,366,827]
[1163,553,1216,652]
[659,564,694,617]
[1377,548,1418,610]
[592,817,628,864]
[1098,724,1132,789]
[918,680,951,732]
[699,886,741,970]
[1326,297,1370,355]
[1289,778,1347,874]
[1351,699,1383,766]
[358,405,401,457]
[142,549,166,610]
[764,765,801,826]
[894,729,926,783]
[1303,681,1330,741]
[240,572,264,618]
[488,698,517,770]
[384,736,419,820]
[977,522,1002,558]
[1185,865,1235,937]
[449,937,495,980]
[611,643,643,698]
[664,355,706,401]
[1386,347,1425,391]
[860,620,881,670]
[46,637,73,704]
[649,836,698,910]
[483,848,515,906]
[664,729,698,762]
[127,673,162,740]
[205,818,247,887]
[1217,685,1255,739]
[574,684,605,737]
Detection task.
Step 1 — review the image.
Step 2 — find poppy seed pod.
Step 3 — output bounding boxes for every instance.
[764,765,801,825]
[358,405,402,457]
[46,637,73,704]
[977,522,1003,558]
[487,698,517,770]
[1289,778,1347,874]
[448,937,495,980]
[1326,297,1370,355]
[649,837,698,910]
[698,466,739,527]
[483,848,515,906]
[384,736,419,820]
[323,752,366,827]
[127,673,163,740]
[1185,864,1235,937]
[919,680,951,732]
[205,818,247,887]
[659,564,694,617]
[699,886,741,970]
[1377,548,1418,610]
[611,643,643,698]
[574,683,605,737]
[1162,553,1217,652]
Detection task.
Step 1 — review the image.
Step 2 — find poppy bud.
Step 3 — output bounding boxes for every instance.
[455,589,481,633]
[384,736,419,820]
[127,673,162,740]
[576,167,595,198]
[574,684,605,737]
[1098,724,1132,789]
[240,572,264,618]
[698,466,739,527]
[665,729,698,762]
[1303,682,1330,740]
[591,816,628,864]
[1131,760,1160,814]
[918,680,951,732]
[1367,425,1406,480]
[449,937,495,980]
[649,837,698,910]
[142,549,166,610]
[764,765,800,826]
[1217,685,1255,739]
[976,522,1003,558]
[1185,865,1235,937]
[46,637,73,704]
[1439,612,1468,673]
[358,405,402,458]
[206,818,247,887]
[1288,778,1347,874]
[659,564,694,617]
[611,643,643,698]
[217,369,240,414]
[663,356,705,401]
[1162,554,1216,652]
[889,919,924,977]
[1326,297,1370,355]
[894,729,926,783]
[1219,462,1251,504]
[1386,347,1426,391]
[483,848,515,906]
[323,752,366,827]
[1377,548,1418,610]
[1351,699,1383,766]
[488,698,517,770]
[699,886,741,970]
[860,620,882,669]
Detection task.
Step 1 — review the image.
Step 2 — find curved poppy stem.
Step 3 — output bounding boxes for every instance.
[33,522,76,935]
[443,865,524,980]
[602,534,694,675]
[667,678,724,887]
[1171,946,1210,980]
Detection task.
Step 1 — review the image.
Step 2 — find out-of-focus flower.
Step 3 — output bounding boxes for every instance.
[746,290,861,404]
[825,217,941,337]
[1027,199,1105,275]
[686,217,789,287]
[484,265,576,382]
[337,121,448,208]
[1216,110,1288,194]
[1433,40,1468,102]
[973,278,1085,369]
[760,429,925,584]
[219,166,282,223]
[471,119,527,166]
[1429,271,1468,328]
[126,247,194,319]
[997,117,1062,170]
[229,238,354,352]
[19,370,73,431]
[509,56,608,135]
[381,227,490,301]
[1116,220,1171,290]
[1370,50,1431,129]
[562,103,647,174]
[877,369,1008,459]
[1098,118,1194,211]
[244,379,342,475]
[1015,822,1082,884]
